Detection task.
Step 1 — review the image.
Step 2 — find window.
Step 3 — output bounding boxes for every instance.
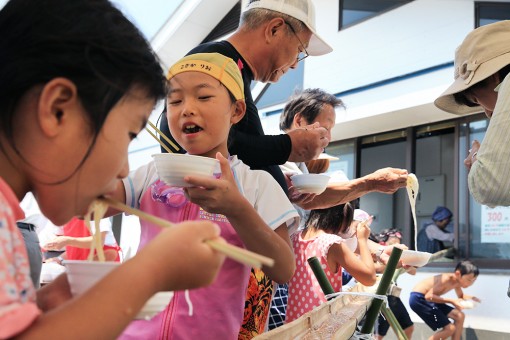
[415,123,456,262]
[358,130,407,236]
[475,1,510,27]
[326,113,509,268]
[458,118,510,262]
[339,0,413,29]
[326,140,356,181]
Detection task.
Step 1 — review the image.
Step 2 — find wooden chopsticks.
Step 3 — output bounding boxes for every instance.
[145,120,180,153]
[97,197,274,269]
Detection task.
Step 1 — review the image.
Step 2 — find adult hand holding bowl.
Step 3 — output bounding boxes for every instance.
[290,173,330,195]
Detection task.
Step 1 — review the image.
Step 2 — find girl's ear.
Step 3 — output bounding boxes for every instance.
[231,100,246,125]
[37,78,80,137]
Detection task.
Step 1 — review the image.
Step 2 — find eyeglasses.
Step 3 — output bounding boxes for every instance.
[283,20,309,62]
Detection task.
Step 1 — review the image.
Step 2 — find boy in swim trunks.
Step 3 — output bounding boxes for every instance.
[409,260,480,340]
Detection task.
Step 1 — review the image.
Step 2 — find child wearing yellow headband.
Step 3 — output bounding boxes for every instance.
[116,53,298,339]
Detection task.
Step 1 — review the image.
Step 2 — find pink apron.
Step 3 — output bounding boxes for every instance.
[119,180,251,340]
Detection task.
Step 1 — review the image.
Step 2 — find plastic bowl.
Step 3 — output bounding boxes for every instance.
[64,260,173,320]
[400,250,432,267]
[64,260,119,296]
[290,173,330,194]
[459,299,478,309]
[152,153,219,187]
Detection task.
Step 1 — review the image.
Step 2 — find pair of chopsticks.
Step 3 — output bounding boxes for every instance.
[98,197,274,269]
[145,120,180,153]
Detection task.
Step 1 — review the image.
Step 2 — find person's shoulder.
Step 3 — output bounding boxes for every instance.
[187,41,236,58]
[233,157,265,177]
[438,273,455,285]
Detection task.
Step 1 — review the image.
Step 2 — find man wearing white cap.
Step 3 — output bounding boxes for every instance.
[434,20,510,207]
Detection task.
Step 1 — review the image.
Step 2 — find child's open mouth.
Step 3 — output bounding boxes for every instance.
[183,124,203,134]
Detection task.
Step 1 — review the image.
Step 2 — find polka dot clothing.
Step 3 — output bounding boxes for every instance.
[286,232,345,323]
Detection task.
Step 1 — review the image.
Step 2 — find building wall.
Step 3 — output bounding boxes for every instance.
[308,0,473,94]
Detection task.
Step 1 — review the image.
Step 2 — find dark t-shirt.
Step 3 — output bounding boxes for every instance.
[159,41,291,194]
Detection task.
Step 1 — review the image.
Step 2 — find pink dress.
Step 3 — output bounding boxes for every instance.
[0,177,41,338]
[286,232,344,323]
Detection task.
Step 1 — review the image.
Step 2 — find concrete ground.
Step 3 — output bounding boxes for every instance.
[382,322,508,340]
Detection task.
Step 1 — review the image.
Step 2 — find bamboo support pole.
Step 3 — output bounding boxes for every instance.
[307,256,335,299]
[380,303,408,340]
[360,247,403,335]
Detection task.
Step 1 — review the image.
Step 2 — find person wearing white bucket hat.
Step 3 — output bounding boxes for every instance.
[435,20,510,207]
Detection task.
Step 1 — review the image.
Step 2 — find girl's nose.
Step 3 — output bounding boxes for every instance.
[182,101,196,117]
[118,159,129,179]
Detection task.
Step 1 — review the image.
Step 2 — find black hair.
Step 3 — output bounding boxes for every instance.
[0,0,166,179]
[455,260,479,277]
[377,228,402,244]
[280,88,345,131]
[368,232,379,243]
[306,202,354,235]
[454,64,510,107]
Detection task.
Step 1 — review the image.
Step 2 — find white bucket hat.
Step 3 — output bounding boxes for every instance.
[244,0,333,56]
[434,20,510,115]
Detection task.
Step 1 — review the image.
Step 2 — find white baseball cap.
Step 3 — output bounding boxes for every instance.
[244,0,333,56]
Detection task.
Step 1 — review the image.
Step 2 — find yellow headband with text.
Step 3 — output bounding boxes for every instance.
[167,52,244,101]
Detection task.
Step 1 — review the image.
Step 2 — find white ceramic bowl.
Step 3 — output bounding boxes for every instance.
[64,260,173,320]
[152,154,219,187]
[400,250,432,267]
[290,174,330,194]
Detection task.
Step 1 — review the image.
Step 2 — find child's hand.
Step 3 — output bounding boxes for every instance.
[141,220,226,292]
[472,296,481,303]
[356,220,371,240]
[452,298,465,310]
[184,153,244,216]
[464,139,480,171]
[283,171,296,188]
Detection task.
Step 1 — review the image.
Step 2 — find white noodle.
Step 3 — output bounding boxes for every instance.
[406,174,419,249]
[86,200,108,262]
